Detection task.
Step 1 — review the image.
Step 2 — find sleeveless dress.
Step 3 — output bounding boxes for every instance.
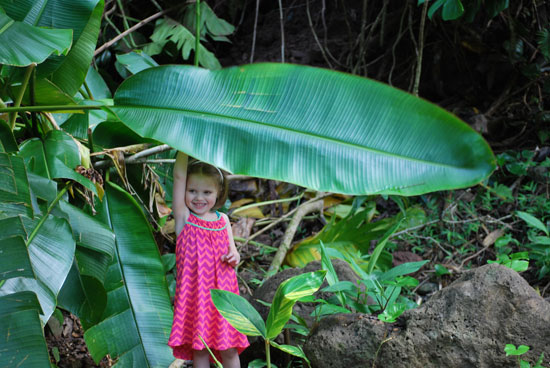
[168,211,249,361]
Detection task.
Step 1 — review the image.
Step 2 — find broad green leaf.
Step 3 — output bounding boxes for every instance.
[54,199,115,328]
[0,214,75,322]
[85,66,112,99]
[84,181,173,367]
[117,51,159,75]
[0,12,72,66]
[57,200,115,258]
[18,131,97,194]
[0,153,33,218]
[58,260,107,329]
[269,340,309,363]
[0,300,50,367]
[0,119,18,153]
[111,64,495,196]
[2,0,103,104]
[517,211,549,236]
[211,289,266,337]
[0,291,42,316]
[265,270,326,339]
[38,0,103,101]
[0,235,34,281]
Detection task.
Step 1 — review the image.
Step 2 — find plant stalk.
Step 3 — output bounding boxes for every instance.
[194,0,201,67]
[0,105,103,113]
[265,339,271,368]
[413,0,429,96]
[27,183,72,246]
[9,63,36,130]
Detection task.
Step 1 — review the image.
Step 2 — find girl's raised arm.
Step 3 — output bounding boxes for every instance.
[173,151,190,237]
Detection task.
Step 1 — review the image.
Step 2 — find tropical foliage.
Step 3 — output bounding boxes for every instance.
[0,0,498,367]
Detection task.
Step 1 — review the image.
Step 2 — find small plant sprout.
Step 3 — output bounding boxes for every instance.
[505,344,547,368]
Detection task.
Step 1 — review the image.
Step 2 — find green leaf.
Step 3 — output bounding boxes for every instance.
[378,302,406,323]
[319,240,345,306]
[269,340,309,363]
[0,119,18,153]
[367,222,401,274]
[442,0,465,21]
[0,12,72,66]
[537,28,550,61]
[117,51,159,75]
[485,0,509,18]
[378,260,428,282]
[265,270,326,339]
[0,153,34,218]
[516,211,549,236]
[144,18,221,70]
[83,181,173,366]
[0,214,75,322]
[110,64,495,196]
[505,344,530,356]
[18,131,97,195]
[0,304,51,367]
[211,289,267,337]
[0,234,34,281]
[434,264,451,276]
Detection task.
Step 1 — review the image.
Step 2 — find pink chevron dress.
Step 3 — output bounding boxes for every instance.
[168,211,249,361]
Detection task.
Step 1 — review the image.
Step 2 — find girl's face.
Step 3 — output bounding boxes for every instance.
[185,174,219,216]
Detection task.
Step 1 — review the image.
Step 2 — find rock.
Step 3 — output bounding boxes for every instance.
[304,264,550,368]
[304,314,389,368]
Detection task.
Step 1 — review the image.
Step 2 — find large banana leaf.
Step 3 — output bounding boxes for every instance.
[55,200,115,328]
[110,63,495,196]
[0,12,72,66]
[18,130,97,194]
[0,291,50,367]
[0,153,33,218]
[84,181,173,367]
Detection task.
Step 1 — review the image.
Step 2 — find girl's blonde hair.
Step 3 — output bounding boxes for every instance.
[187,160,228,210]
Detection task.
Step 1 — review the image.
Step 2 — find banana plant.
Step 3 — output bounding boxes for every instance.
[211,270,326,368]
[0,0,104,105]
[0,144,115,367]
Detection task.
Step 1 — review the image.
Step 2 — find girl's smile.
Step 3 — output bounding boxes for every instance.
[185,174,219,217]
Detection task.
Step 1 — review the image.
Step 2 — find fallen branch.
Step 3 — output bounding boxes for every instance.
[267,197,324,274]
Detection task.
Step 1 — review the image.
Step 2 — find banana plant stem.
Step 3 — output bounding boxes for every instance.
[9,63,36,130]
[194,0,201,67]
[27,183,72,246]
[0,105,103,113]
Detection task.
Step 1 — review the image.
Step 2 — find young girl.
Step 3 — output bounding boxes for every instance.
[168,152,249,368]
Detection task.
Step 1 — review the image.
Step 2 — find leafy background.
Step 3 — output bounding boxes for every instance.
[0,0,549,367]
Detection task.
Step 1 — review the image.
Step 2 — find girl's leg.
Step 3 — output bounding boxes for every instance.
[193,349,210,368]
[219,348,240,368]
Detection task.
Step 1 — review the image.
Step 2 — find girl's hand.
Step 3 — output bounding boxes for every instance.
[221,248,240,268]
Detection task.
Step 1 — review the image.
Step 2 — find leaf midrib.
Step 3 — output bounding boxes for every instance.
[112,104,479,171]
